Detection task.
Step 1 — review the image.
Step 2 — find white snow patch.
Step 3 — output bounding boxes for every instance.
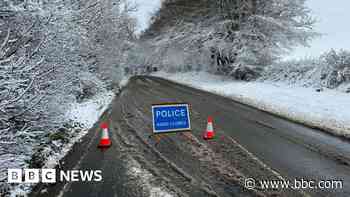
[45,90,115,168]
[153,71,350,137]
[119,76,131,89]
[66,91,114,129]
[130,0,162,35]
[126,158,174,197]
[6,91,115,197]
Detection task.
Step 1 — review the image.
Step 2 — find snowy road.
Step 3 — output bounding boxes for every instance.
[30,76,350,197]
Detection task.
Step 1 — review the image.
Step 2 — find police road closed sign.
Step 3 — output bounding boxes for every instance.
[152,103,191,134]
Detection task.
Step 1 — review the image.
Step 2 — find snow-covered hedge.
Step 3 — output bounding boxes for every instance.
[260,49,350,92]
[0,0,135,195]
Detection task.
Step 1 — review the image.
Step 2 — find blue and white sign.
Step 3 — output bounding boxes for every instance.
[152,103,191,134]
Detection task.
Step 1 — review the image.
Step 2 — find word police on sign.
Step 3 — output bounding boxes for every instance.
[152,103,191,134]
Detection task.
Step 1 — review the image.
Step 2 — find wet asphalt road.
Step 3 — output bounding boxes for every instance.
[31,76,350,197]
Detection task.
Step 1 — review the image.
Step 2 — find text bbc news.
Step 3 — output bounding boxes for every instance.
[7,169,102,183]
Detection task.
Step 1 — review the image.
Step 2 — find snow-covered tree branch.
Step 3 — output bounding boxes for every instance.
[0,1,138,193]
[143,0,318,80]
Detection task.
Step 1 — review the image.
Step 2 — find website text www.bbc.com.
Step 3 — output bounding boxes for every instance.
[244,178,343,191]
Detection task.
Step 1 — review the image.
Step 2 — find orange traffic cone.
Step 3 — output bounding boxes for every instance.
[98,122,111,148]
[203,116,215,140]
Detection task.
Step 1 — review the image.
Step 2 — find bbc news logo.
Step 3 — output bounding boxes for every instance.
[7,169,102,183]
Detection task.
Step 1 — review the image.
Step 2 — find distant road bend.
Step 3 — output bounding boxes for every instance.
[31,76,350,197]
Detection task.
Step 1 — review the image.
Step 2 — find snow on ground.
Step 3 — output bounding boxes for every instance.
[66,91,114,129]
[7,90,115,197]
[153,71,350,137]
[126,158,174,197]
[45,90,115,168]
[119,75,131,89]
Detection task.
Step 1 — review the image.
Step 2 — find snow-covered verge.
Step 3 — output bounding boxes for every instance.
[48,90,115,166]
[3,90,115,197]
[153,71,350,138]
[119,76,131,90]
[0,0,136,196]
[260,50,350,93]
[66,91,115,129]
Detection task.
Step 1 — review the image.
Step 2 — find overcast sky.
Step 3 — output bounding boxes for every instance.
[288,0,350,59]
[130,0,161,34]
[131,0,350,59]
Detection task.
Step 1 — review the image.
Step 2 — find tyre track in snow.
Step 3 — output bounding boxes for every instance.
[142,76,350,197]
[30,76,350,197]
[121,77,284,197]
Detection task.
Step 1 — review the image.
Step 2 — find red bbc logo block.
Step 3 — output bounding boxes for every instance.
[7,169,56,183]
